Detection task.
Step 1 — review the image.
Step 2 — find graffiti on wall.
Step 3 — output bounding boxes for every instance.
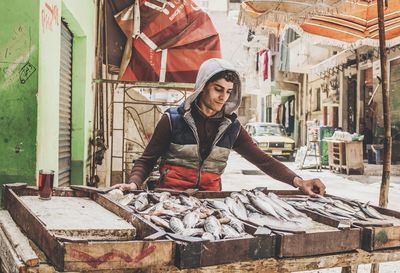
[41,2,59,33]
[0,25,36,88]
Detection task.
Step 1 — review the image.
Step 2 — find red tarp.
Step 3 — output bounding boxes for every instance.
[114,0,221,83]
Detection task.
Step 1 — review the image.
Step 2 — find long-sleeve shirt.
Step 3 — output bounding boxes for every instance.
[129,106,299,188]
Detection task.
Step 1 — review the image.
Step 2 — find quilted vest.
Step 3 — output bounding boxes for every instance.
[157,106,240,191]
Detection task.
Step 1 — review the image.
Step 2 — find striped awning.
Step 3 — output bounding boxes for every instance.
[238,0,348,28]
[301,0,400,47]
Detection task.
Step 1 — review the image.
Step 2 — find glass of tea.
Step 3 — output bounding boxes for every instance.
[38,170,54,200]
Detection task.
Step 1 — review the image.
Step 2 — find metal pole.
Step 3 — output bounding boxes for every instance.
[377,0,391,209]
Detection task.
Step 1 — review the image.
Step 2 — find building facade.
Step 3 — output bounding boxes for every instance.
[0,0,96,197]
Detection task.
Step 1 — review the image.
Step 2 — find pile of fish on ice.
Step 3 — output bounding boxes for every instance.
[106,189,314,240]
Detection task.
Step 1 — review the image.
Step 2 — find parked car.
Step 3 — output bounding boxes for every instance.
[244,122,295,160]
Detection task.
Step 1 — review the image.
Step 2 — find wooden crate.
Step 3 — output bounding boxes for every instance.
[2,184,174,272]
[102,189,277,269]
[266,190,362,258]
[325,197,400,251]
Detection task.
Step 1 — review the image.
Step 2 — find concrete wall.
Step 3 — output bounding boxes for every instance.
[0,0,95,197]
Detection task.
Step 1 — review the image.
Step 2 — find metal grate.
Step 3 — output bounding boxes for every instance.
[59,21,73,187]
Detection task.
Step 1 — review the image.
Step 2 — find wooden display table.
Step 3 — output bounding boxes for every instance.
[327,140,364,175]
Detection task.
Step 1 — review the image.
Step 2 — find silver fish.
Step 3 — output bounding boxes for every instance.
[183,211,200,229]
[169,217,185,234]
[231,192,249,204]
[179,195,195,208]
[159,192,171,202]
[106,189,124,202]
[206,200,231,214]
[332,200,358,214]
[195,218,205,228]
[134,193,149,211]
[268,192,303,217]
[163,200,190,213]
[118,193,136,206]
[227,217,245,233]
[358,202,385,220]
[201,232,215,241]
[225,197,248,220]
[247,193,281,219]
[353,210,367,220]
[245,203,262,214]
[181,228,204,237]
[255,192,290,221]
[150,215,170,229]
[222,224,240,238]
[204,216,222,239]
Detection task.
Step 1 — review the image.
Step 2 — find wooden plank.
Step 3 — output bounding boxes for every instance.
[278,229,361,257]
[0,211,39,267]
[371,226,400,250]
[69,185,112,194]
[12,186,89,198]
[147,248,400,273]
[3,183,28,189]
[63,240,173,271]
[0,225,26,273]
[3,187,65,271]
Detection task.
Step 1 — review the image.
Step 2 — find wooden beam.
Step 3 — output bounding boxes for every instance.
[148,248,400,273]
[0,225,26,273]
[0,211,39,267]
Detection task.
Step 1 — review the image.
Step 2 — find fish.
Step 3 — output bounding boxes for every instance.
[206,199,231,214]
[118,193,136,206]
[247,193,281,219]
[201,232,216,241]
[222,224,240,239]
[195,218,205,228]
[150,215,170,229]
[218,217,231,225]
[183,211,200,229]
[227,217,245,233]
[225,197,248,220]
[245,203,262,214]
[181,228,204,237]
[204,216,222,239]
[231,192,249,204]
[169,217,186,234]
[268,192,304,217]
[163,200,190,213]
[255,192,291,221]
[134,193,149,211]
[248,213,311,233]
[159,192,171,202]
[358,202,385,220]
[106,189,124,201]
[179,195,195,208]
[332,200,359,214]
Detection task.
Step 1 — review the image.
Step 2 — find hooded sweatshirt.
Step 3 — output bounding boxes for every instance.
[128,58,299,190]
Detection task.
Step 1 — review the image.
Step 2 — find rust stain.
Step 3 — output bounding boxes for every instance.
[69,245,157,268]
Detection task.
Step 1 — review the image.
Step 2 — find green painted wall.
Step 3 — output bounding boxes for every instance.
[0,1,40,188]
[0,0,95,203]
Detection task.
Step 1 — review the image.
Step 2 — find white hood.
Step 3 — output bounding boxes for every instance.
[183,58,242,115]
